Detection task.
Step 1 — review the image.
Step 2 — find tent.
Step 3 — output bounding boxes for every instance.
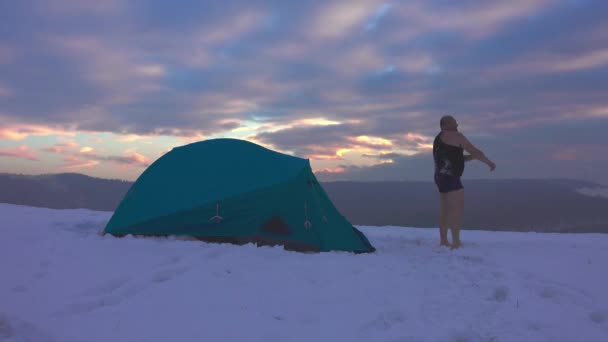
[104,138,375,253]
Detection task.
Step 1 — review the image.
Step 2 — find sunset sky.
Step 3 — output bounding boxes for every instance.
[1,0,606,184]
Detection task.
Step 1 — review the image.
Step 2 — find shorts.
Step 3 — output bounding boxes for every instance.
[434,172,463,193]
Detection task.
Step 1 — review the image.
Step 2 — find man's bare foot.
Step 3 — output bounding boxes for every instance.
[451,241,462,250]
[440,240,451,247]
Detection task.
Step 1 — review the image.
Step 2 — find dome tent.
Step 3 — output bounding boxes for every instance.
[104,138,375,253]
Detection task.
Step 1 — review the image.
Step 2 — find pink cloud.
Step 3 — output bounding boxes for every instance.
[58,139,79,148]
[0,44,17,64]
[401,132,433,150]
[79,146,95,155]
[295,144,349,161]
[0,123,75,141]
[313,167,346,174]
[0,145,39,161]
[130,10,266,70]
[0,83,13,97]
[476,48,608,83]
[46,35,168,106]
[546,48,608,72]
[62,156,99,169]
[40,139,80,154]
[309,1,381,40]
[41,146,66,154]
[389,0,553,42]
[108,153,151,168]
[552,145,608,162]
[41,0,125,15]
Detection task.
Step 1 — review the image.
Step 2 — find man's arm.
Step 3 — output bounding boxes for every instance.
[464,154,474,162]
[457,133,496,171]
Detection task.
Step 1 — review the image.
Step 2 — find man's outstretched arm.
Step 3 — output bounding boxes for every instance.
[457,133,496,171]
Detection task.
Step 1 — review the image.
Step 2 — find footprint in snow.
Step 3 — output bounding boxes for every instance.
[589,310,606,324]
[526,320,542,331]
[539,287,558,299]
[489,286,509,303]
[386,336,427,342]
[79,277,131,297]
[204,248,226,260]
[439,330,484,342]
[166,255,182,265]
[490,271,503,279]
[12,285,27,293]
[68,266,189,314]
[152,266,190,283]
[68,296,123,314]
[362,309,406,331]
[460,255,484,264]
[0,314,63,342]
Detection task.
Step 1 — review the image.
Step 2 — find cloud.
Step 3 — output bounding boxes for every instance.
[105,153,151,168]
[0,145,39,161]
[40,139,80,154]
[313,166,347,175]
[386,0,554,42]
[366,4,393,31]
[483,48,608,80]
[46,35,167,105]
[552,144,608,162]
[62,156,100,169]
[2,0,607,185]
[0,44,17,64]
[315,152,433,182]
[255,123,362,157]
[546,48,608,72]
[0,123,75,141]
[255,120,434,164]
[38,0,126,15]
[309,0,381,40]
[38,139,151,169]
[76,147,151,168]
[58,150,151,170]
[41,146,66,154]
[0,83,13,97]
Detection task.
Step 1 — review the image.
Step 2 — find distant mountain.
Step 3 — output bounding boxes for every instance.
[1,173,606,233]
[0,173,131,212]
[322,179,608,233]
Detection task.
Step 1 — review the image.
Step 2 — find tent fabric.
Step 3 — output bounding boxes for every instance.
[104,138,375,253]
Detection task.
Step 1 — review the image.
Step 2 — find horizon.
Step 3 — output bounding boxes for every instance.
[2,170,605,187]
[1,1,607,183]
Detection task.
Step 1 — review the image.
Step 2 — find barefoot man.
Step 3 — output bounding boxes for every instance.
[433,115,496,249]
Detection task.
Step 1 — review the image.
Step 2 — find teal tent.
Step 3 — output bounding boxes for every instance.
[104,138,375,253]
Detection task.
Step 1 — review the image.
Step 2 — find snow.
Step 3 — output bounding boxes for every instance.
[1,203,607,342]
[577,187,608,199]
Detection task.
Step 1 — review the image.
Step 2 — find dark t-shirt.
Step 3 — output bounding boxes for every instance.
[433,132,464,177]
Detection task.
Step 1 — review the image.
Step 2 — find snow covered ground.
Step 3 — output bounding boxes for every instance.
[1,203,607,342]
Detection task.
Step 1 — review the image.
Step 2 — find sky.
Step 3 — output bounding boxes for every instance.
[0,0,607,184]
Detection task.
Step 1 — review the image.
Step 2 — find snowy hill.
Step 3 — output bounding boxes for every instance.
[1,203,607,342]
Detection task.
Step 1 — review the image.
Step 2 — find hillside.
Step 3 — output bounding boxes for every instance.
[1,173,607,232]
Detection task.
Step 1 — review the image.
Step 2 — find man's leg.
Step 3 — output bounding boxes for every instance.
[439,193,450,246]
[448,189,465,249]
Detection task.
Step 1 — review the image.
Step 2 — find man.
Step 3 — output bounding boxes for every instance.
[433,115,496,249]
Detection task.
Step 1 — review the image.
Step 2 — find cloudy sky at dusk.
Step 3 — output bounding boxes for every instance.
[1,0,606,184]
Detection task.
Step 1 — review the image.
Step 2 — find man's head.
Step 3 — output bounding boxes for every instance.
[440,115,458,131]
